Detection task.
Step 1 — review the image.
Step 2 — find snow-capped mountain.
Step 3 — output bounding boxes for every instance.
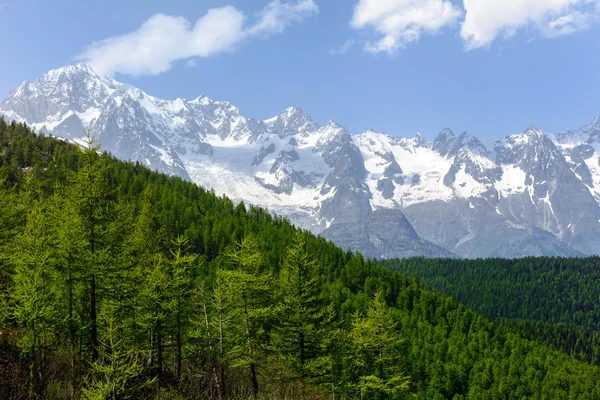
[2,63,600,258]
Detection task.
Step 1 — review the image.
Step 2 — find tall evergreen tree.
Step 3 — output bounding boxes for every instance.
[82,309,153,400]
[348,291,410,399]
[70,131,121,362]
[10,178,60,398]
[273,232,335,387]
[221,235,274,398]
[168,235,198,382]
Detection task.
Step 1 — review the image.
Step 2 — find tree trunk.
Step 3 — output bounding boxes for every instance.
[157,319,163,381]
[242,289,259,398]
[201,288,222,400]
[90,275,98,361]
[218,292,226,398]
[378,345,384,400]
[68,268,76,395]
[177,308,182,381]
[29,334,36,399]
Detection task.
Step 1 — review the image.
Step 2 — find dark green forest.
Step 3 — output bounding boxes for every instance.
[383,257,600,367]
[2,117,600,399]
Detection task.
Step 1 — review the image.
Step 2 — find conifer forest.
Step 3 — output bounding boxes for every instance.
[3,119,600,399]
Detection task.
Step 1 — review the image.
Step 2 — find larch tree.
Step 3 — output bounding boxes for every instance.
[348,291,410,400]
[221,234,274,398]
[273,232,335,388]
[10,178,60,398]
[70,131,119,362]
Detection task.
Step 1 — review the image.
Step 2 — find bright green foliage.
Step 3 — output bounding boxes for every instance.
[70,132,123,362]
[135,255,171,378]
[273,232,335,384]
[2,120,600,399]
[83,311,154,400]
[348,291,410,399]
[10,184,61,397]
[168,236,198,381]
[219,235,274,397]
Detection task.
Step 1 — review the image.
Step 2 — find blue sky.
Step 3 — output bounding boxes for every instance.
[1,0,600,140]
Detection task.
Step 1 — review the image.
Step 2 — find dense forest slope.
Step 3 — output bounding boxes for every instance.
[383,257,600,366]
[382,257,600,331]
[2,118,600,399]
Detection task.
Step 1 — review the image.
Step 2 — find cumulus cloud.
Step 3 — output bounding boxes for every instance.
[350,0,463,54]
[461,0,600,49]
[78,0,318,76]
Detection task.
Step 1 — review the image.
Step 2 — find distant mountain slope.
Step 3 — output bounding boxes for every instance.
[322,209,457,259]
[2,63,599,258]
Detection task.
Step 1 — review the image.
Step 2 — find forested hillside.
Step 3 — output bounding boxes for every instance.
[383,258,600,366]
[2,117,600,399]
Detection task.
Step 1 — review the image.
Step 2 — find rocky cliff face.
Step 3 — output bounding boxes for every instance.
[3,63,600,259]
[322,209,457,259]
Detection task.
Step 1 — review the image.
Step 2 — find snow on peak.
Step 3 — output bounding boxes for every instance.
[190,95,212,106]
[47,63,97,77]
[282,106,306,116]
[440,128,455,137]
[525,125,543,135]
[265,106,318,138]
[413,133,426,146]
[507,125,547,146]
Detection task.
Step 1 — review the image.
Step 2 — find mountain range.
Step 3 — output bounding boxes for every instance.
[2,63,600,259]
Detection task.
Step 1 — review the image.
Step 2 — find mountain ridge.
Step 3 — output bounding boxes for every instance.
[2,63,600,258]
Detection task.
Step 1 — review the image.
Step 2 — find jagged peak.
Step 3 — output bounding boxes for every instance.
[47,62,98,77]
[411,132,427,147]
[275,106,314,123]
[189,94,214,106]
[506,124,549,147]
[314,120,350,142]
[322,120,343,130]
[282,106,307,115]
[522,125,545,138]
[439,128,455,137]
[42,63,120,89]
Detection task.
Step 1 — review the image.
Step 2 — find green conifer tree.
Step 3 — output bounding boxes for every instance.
[221,235,274,398]
[10,177,60,398]
[273,232,335,388]
[348,291,410,399]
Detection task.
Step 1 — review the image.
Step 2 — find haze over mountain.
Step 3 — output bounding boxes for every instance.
[2,63,600,259]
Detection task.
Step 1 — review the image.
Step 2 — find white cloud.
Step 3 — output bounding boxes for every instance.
[247,0,319,36]
[78,0,318,76]
[350,0,463,54]
[461,0,600,49]
[329,39,355,55]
